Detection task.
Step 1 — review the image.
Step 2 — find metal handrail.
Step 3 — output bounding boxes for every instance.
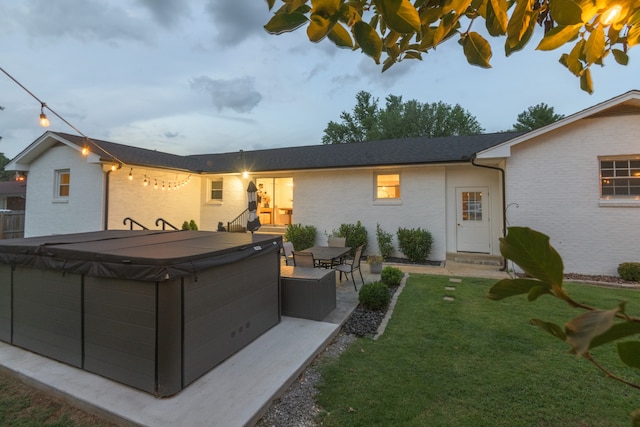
[155,218,179,230]
[123,217,148,230]
[226,208,249,233]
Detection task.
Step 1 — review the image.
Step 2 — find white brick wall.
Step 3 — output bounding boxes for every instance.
[24,145,104,237]
[292,166,449,261]
[108,167,202,230]
[505,115,640,275]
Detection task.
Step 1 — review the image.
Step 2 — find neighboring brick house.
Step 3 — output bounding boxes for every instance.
[6,90,640,276]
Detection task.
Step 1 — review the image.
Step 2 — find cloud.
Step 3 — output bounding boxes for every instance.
[204,0,271,46]
[190,76,262,113]
[135,0,190,28]
[9,0,153,44]
[135,0,188,27]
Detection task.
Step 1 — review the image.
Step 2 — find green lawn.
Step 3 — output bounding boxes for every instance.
[317,274,640,427]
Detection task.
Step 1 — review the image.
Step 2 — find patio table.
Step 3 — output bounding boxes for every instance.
[299,245,351,268]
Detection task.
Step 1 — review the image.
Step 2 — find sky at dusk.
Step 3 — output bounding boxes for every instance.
[1,0,639,160]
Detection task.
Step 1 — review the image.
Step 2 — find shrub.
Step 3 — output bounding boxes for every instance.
[182,220,198,230]
[618,262,640,282]
[333,221,368,256]
[358,281,390,311]
[376,223,394,259]
[380,266,404,287]
[396,227,433,263]
[284,224,317,251]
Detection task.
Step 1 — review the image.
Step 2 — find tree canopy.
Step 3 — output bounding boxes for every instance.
[263,0,640,93]
[512,103,565,131]
[0,152,13,181]
[322,91,484,144]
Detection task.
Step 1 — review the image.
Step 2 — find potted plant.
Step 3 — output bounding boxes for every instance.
[367,255,384,274]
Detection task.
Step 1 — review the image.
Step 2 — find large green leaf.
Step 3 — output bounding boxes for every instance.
[580,67,593,93]
[308,14,332,42]
[536,24,581,51]
[530,318,567,341]
[353,21,383,63]
[486,0,508,36]
[549,0,585,25]
[488,278,548,300]
[328,22,354,47]
[617,341,640,368]
[612,48,629,65]
[375,0,421,34]
[589,321,640,349]
[565,308,619,355]
[460,31,492,67]
[506,0,534,48]
[264,12,309,34]
[584,25,605,64]
[499,227,564,289]
[628,23,640,48]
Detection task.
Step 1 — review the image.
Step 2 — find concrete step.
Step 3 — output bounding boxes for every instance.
[446,252,503,266]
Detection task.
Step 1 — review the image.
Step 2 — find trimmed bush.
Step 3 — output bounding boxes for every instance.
[182,220,198,230]
[397,227,433,263]
[376,223,394,259]
[358,281,390,311]
[618,262,640,282]
[284,224,317,251]
[381,266,404,287]
[333,221,368,256]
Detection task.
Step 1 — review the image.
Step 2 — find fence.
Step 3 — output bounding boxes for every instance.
[0,211,25,239]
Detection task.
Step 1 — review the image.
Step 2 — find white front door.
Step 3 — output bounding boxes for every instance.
[456,187,490,253]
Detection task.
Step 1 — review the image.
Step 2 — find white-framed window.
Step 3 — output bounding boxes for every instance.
[375,172,400,200]
[209,178,223,202]
[54,169,70,200]
[600,157,640,205]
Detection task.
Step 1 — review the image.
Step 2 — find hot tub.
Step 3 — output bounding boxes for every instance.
[0,230,281,397]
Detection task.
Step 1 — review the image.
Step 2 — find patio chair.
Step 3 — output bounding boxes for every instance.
[335,245,364,291]
[320,236,346,268]
[293,251,316,268]
[282,241,295,266]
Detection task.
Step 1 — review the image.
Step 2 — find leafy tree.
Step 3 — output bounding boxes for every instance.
[512,103,565,131]
[322,91,483,144]
[0,152,13,181]
[489,227,640,425]
[263,0,640,93]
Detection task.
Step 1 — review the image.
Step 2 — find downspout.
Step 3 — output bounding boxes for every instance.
[104,169,111,230]
[470,153,508,271]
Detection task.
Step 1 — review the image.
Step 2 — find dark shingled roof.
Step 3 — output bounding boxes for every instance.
[54,131,525,174]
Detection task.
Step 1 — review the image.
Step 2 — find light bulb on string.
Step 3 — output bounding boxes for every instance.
[154,179,158,190]
[143,175,148,186]
[128,169,133,181]
[39,103,49,127]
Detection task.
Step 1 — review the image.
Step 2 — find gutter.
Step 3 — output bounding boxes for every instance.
[470,154,508,271]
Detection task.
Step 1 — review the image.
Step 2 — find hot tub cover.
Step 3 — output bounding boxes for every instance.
[0,230,282,282]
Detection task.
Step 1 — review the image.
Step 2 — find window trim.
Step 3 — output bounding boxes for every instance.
[599,156,640,207]
[208,177,223,203]
[374,171,402,205]
[54,169,70,202]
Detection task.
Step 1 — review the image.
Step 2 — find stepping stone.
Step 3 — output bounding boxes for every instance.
[444,286,456,291]
[449,278,462,283]
[443,296,455,301]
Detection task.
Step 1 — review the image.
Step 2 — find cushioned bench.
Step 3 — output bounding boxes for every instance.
[280,266,336,321]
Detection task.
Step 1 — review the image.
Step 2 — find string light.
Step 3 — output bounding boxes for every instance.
[39,103,49,127]
[2,66,197,196]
